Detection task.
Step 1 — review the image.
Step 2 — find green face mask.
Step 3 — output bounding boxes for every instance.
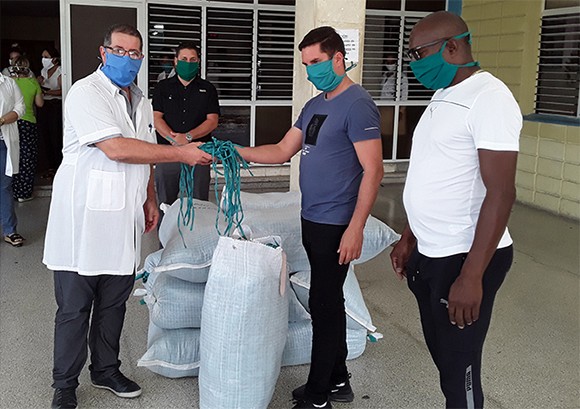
[176,60,199,81]
[409,32,479,90]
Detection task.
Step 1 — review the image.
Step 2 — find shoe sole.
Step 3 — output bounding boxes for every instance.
[91,383,142,398]
[329,393,354,403]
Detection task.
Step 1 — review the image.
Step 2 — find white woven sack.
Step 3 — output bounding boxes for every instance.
[144,273,205,329]
[221,188,301,210]
[138,327,201,378]
[242,207,399,273]
[157,199,223,282]
[288,286,310,323]
[199,236,289,409]
[282,320,368,367]
[290,267,376,332]
[241,206,308,272]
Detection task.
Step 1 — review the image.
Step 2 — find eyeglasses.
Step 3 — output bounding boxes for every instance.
[406,37,449,62]
[103,46,144,60]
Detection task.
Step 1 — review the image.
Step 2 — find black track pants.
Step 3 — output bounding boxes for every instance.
[406,245,513,409]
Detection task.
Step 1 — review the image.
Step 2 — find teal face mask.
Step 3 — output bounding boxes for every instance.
[175,60,199,81]
[306,56,355,92]
[409,32,479,90]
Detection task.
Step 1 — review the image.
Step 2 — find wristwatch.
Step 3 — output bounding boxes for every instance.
[0,117,5,126]
[185,132,193,142]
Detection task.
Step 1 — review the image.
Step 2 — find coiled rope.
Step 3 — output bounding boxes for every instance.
[177,138,252,245]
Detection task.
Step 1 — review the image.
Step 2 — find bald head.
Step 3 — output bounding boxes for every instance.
[409,11,473,63]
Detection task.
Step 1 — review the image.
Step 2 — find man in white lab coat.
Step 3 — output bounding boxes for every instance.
[43,24,212,409]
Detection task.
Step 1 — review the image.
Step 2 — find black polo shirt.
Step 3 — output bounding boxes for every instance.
[152,75,220,144]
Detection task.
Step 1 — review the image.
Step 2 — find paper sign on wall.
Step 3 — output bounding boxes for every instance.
[336,29,359,64]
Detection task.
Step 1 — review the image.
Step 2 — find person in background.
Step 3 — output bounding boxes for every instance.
[153,41,220,209]
[238,26,383,409]
[0,73,26,247]
[380,54,408,100]
[156,47,175,82]
[37,46,63,177]
[10,56,44,202]
[43,24,213,409]
[2,45,35,78]
[390,11,521,409]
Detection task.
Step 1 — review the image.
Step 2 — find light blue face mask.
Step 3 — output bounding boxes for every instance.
[101,51,142,88]
[306,56,356,92]
[409,32,479,90]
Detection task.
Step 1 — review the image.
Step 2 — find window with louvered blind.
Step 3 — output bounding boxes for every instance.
[147,1,295,148]
[256,9,295,100]
[206,8,254,100]
[534,7,580,118]
[147,4,201,97]
[363,1,445,160]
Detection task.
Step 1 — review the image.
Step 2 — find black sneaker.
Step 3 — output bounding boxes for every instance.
[51,387,77,409]
[91,371,142,398]
[292,381,354,403]
[292,399,332,409]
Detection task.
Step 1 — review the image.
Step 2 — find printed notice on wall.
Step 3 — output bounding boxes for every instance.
[336,29,359,64]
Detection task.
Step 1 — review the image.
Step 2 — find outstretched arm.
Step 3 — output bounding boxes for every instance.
[95,137,213,166]
[237,126,303,164]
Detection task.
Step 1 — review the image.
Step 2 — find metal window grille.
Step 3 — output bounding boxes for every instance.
[402,15,435,101]
[206,7,254,100]
[534,10,580,118]
[362,12,435,103]
[147,4,202,97]
[256,9,295,100]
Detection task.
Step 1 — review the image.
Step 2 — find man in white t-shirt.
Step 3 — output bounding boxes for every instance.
[43,24,212,409]
[390,11,521,409]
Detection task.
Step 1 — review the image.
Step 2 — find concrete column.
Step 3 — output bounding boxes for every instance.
[289,0,367,191]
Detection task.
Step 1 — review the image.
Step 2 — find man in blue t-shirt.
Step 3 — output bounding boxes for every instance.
[238,26,383,409]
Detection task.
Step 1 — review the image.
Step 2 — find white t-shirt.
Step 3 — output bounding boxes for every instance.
[43,69,157,276]
[403,71,522,257]
[40,65,62,100]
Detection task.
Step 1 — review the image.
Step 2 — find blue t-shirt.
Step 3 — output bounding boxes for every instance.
[294,84,381,225]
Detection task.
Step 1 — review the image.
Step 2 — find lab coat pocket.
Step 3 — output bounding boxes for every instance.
[86,169,126,211]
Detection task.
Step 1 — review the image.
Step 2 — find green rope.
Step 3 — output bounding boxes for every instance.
[177,138,252,245]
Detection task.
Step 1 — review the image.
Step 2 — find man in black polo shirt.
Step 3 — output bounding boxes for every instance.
[153,41,220,208]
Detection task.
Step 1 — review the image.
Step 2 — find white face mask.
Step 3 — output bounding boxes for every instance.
[42,57,54,70]
[385,63,397,72]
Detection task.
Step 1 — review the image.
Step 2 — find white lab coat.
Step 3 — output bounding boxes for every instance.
[43,69,157,276]
[0,74,25,176]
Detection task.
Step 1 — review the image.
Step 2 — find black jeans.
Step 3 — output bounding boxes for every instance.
[406,245,513,409]
[52,270,134,389]
[301,218,350,404]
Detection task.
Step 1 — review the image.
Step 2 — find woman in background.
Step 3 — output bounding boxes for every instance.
[0,72,26,246]
[37,46,62,177]
[10,56,44,202]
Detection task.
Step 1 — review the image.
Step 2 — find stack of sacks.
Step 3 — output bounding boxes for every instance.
[136,200,222,378]
[136,192,400,379]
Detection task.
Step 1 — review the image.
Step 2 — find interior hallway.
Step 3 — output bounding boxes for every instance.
[0,183,578,409]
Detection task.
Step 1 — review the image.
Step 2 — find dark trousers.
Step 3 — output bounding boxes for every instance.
[37,99,62,171]
[12,120,38,199]
[406,245,513,409]
[301,218,350,404]
[52,270,135,389]
[155,162,210,226]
